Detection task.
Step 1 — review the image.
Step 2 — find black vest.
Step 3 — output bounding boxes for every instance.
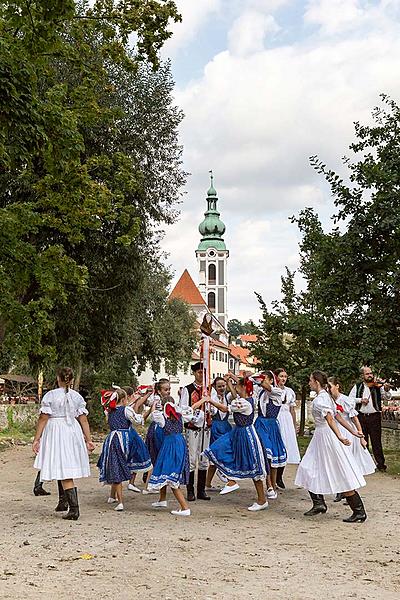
[355,382,382,412]
[185,383,202,407]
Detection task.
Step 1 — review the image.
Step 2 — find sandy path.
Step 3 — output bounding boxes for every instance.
[0,445,399,600]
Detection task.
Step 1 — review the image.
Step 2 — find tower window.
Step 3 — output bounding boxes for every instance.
[208,264,216,285]
[218,261,224,285]
[208,292,216,311]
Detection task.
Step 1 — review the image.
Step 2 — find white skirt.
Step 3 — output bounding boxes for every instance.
[277,410,300,464]
[338,422,376,476]
[34,417,91,481]
[295,425,366,494]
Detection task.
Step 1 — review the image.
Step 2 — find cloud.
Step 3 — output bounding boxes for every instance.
[162,1,400,321]
[228,11,280,57]
[162,0,221,57]
[304,0,365,34]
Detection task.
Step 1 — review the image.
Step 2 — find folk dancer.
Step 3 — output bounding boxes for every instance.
[97,388,151,511]
[204,376,268,511]
[275,368,301,489]
[148,398,193,517]
[295,371,367,523]
[32,367,94,521]
[328,376,376,502]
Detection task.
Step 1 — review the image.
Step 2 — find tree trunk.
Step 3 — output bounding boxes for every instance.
[74,360,83,390]
[299,384,307,436]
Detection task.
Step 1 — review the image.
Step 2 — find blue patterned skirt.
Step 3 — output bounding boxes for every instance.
[255,416,287,468]
[148,433,190,490]
[204,425,267,480]
[127,427,152,473]
[98,428,152,484]
[145,421,165,464]
[210,419,232,444]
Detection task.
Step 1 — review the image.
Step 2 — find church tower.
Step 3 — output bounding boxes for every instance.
[196,172,229,328]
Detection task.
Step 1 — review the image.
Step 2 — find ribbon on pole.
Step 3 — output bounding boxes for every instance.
[199,313,214,453]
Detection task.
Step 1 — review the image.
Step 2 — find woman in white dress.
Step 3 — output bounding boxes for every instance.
[295,371,368,523]
[275,368,301,489]
[33,367,94,520]
[328,376,376,501]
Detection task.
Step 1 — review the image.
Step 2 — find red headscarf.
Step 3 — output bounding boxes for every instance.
[101,390,117,413]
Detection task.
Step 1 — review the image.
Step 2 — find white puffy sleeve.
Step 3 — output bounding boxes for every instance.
[340,394,358,418]
[151,410,166,428]
[40,391,53,415]
[316,393,336,418]
[348,384,357,400]
[179,406,194,424]
[286,388,296,406]
[190,408,205,427]
[230,398,252,416]
[73,392,88,416]
[125,405,143,425]
[178,386,189,409]
[270,386,284,405]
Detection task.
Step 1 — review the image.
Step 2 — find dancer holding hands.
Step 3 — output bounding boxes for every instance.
[295,371,367,522]
[275,368,301,489]
[204,374,268,511]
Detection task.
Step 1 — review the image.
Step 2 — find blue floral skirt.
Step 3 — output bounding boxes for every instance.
[210,419,232,444]
[97,428,152,484]
[145,421,165,464]
[255,417,287,468]
[148,433,190,490]
[204,425,267,480]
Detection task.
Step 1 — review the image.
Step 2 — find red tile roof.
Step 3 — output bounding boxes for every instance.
[240,334,257,343]
[229,344,250,365]
[169,270,206,306]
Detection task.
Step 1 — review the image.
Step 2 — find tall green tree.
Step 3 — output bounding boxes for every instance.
[252,95,400,421]
[0,1,197,384]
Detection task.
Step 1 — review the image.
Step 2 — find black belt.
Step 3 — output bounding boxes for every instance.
[359,412,380,417]
[185,424,209,431]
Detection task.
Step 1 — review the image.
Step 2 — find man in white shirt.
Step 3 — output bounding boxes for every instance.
[179,362,211,501]
[349,366,391,471]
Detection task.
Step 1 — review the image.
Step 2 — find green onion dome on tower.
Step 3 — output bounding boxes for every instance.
[197,171,227,251]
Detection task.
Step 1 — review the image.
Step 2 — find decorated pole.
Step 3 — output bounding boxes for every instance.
[199,313,214,453]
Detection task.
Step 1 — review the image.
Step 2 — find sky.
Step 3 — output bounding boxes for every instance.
[159,0,400,322]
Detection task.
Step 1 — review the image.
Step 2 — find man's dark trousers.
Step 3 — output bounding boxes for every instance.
[358,412,386,470]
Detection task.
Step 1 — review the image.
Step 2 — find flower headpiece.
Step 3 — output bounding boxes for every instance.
[101,389,117,414]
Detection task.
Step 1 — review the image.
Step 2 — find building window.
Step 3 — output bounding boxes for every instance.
[208,291,216,310]
[218,288,224,313]
[208,263,216,285]
[218,261,224,285]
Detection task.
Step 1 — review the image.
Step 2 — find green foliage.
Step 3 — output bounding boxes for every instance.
[227,318,258,338]
[252,96,400,410]
[0,1,196,389]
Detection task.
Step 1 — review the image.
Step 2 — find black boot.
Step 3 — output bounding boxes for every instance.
[187,471,196,502]
[343,492,367,523]
[142,471,148,484]
[55,481,69,512]
[33,471,51,496]
[276,466,285,489]
[62,487,80,520]
[197,469,211,501]
[304,491,327,516]
[333,492,343,503]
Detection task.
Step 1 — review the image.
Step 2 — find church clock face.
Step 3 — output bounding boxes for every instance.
[208,249,216,257]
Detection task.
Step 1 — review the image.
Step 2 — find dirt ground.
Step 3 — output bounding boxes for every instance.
[0,445,399,600]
